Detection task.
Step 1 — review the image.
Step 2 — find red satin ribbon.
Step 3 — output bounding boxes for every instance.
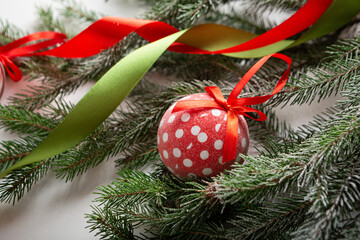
[172,53,292,163]
[40,0,332,57]
[0,0,331,82]
[0,32,66,81]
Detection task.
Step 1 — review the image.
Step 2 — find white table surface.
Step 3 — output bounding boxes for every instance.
[0,1,339,239]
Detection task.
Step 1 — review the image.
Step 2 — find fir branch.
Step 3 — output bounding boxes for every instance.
[227,196,312,240]
[145,0,230,27]
[0,104,56,136]
[86,205,136,240]
[0,137,40,171]
[0,135,51,204]
[211,106,359,205]
[0,159,50,204]
[337,216,360,240]
[294,155,360,240]
[247,106,299,145]
[88,170,168,238]
[0,19,26,44]
[270,39,360,107]
[52,122,118,181]
[37,6,68,34]
[61,0,102,23]
[115,143,159,169]
[1,1,359,239]
[95,169,169,206]
[238,0,306,14]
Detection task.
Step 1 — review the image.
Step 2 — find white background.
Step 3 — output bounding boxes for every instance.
[0,1,339,239]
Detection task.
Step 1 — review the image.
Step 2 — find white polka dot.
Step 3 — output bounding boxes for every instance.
[198,132,208,143]
[238,128,241,134]
[169,104,175,112]
[200,113,208,118]
[211,109,221,116]
[162,133,168,142]
[157,136,160,145]
[181,113,190,122]
[163,150,168,159]
[214,140,223,150]
[218,156,223,164]
[173,148,181,158]
[175,164,179,169]
[215,124,221,132]
[175,129,184,138]
[160,119,164,127]
[202,168,213,175]
[224,114,227,121]
[200,150,209,160]
[191,126,201,135]
[242,138,247,148]
[187,143,192,149]
[168,115,175,123]
[183,159,193,167]
[187,173,196,178]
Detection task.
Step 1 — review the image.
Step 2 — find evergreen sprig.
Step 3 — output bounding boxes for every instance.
[0,136,49,204]
[0,19,26,43]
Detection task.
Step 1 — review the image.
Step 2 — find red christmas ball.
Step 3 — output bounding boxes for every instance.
[157,93,249,178]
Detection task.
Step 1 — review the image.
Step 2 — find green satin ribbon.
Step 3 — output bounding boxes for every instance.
[1,0,359,178]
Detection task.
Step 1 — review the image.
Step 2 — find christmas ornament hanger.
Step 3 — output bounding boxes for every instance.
[0,0,359,177]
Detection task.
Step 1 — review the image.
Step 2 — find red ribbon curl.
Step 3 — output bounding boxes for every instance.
[0,32,66,81]
[172,53,292,163]
[39,0,333,57]
[0,0,332,83]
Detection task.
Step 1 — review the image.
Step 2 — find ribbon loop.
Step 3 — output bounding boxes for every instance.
[205,86,228,107]
[0,55,22,81]
[0,32,66,83]
[172,53,291,163]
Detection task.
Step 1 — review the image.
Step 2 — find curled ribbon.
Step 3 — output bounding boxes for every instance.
[39,0,336,58]
[0,0,357,84]
[172,53,291,163]
[0,32,67,96]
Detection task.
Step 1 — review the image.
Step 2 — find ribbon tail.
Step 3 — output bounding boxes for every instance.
[222,111,238,163]
[0,30,188,178]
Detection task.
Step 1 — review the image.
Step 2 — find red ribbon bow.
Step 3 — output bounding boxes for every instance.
[172,53,292,163]
[0,31,66,95]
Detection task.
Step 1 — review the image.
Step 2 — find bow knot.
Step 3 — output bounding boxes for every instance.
[225,104,234,112]
[205,86,235,112]
[172,53,292,163]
